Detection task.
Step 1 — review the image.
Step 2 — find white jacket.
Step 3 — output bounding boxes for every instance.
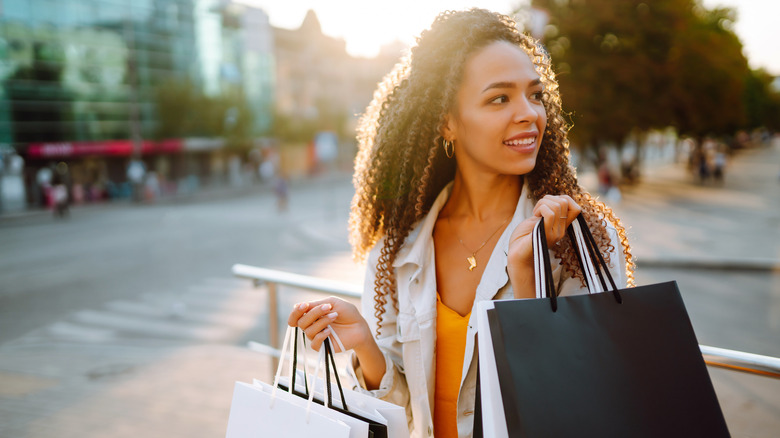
[349,182,628,437]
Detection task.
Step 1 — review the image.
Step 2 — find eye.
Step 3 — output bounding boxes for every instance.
[488,95,509,105]
[530,91,544,101]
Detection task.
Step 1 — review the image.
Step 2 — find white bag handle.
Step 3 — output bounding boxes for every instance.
[532,216,604,299]
[269,325,349,422]
[569,218,603,294]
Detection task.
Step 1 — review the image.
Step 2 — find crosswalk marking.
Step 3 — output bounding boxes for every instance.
[30,254,362,346]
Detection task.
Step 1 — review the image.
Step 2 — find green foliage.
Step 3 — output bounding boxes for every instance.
[153,80,255,151]
[270,98,350,144]
[744,69,780,131]
[529,0,758,148]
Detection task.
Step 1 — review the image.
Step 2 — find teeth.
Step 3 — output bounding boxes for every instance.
[505,137,536,146]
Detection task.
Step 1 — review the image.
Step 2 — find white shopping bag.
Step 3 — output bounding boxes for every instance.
[278,372,409,438]
[476,299,509,438]
[225,381,351,437]
[333,384,408,438]
[226,327,370,438]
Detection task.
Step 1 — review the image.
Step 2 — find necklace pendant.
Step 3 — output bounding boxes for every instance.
[467,255,477,271]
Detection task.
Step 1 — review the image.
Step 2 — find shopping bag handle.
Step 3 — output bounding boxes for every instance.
[289,328,350,412]
[307,339,350,417]
[533,218,557,309]
[572,215,620,298]
[535,215,622,312]
[291,327,309,396]
[324,339,349,411]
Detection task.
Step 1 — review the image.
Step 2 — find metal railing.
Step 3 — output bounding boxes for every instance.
[232,263,780,379]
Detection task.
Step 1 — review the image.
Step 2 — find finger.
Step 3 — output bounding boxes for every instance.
[287,302,310,327]
[310,327,332,352]
[534,199,565,231]
[553,195,580,224]
[540,204,571,242]
[537,195,580,229]
[296,302,335,330]
[303,311,339,341]
[288,297,337,326]
[564,196,582,225]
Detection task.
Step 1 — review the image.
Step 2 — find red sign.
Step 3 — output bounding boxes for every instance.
[26,139,184,158]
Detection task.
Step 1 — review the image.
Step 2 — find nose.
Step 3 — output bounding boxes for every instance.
[512,97,538,125]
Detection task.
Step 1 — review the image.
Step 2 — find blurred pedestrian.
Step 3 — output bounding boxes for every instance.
[35,166,53,208]
[287,9,634,438]
[127,159,146,202]
[713,145,727,183]
[52,162,69,218]
[597,158,614,195]
[273,172,288,212]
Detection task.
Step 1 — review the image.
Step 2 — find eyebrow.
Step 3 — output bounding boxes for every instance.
[482,78,543,93]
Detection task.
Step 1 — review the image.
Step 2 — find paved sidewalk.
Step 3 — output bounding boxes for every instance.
[610,140,780,270]
[1,141,778,437]
[0,170,354,225]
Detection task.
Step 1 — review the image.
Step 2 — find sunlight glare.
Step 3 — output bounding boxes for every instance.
[241,0,526,58]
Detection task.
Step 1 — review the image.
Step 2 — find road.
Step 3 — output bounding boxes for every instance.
[0,142,778,437]
[0,177,358,345]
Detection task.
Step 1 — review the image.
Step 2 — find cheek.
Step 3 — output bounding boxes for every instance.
[539,108,548,127]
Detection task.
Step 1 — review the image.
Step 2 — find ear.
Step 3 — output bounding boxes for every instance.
[440,112,457,142]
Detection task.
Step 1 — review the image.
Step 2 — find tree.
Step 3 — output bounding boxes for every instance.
[667,5,749,140]
[154,80,255,152]
[529,0,751,152]
[743,69,780,131]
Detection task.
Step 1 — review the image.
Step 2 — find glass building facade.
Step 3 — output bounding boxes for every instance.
[0,0,274,205]
[0,0,204,144]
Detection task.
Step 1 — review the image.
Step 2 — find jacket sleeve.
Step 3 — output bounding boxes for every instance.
[558,219,629,297]
[346,240,411,411]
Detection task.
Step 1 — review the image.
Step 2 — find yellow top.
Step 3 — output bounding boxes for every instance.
[434,294,471,437]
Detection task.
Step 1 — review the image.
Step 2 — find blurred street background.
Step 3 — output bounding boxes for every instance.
[1,0,779,437]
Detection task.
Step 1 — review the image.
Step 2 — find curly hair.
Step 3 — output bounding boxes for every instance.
[349,8,635,335]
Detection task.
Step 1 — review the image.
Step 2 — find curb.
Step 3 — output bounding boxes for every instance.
[0,173,355,224]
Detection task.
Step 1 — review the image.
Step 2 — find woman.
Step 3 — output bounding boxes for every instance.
[288,8,634,437]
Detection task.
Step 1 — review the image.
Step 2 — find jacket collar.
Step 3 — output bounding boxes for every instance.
[392,182,454,268]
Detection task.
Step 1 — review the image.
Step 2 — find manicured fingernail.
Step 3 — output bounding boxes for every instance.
[327,312,338,319]
[322,327,331,335]
[321,304,332,311]
[297,302,308,310]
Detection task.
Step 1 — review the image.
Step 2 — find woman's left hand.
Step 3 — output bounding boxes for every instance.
[506,195,581,298]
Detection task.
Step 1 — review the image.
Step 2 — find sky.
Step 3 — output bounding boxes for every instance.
[242,0,780,75]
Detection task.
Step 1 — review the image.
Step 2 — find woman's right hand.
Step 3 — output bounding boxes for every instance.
[287,297,371,353]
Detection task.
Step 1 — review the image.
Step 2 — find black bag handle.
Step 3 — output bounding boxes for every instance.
[324,338,349,411]
[289,329,348,412]
[537,215,622,311]
[574,215,621,303]
[536,218,559,311]
[291,327,310,396]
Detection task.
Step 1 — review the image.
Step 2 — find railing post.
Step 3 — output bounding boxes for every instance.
[267,281,279,372]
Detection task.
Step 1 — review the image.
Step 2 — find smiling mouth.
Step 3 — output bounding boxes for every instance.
[503,137,537,147]
[504,135,537,148]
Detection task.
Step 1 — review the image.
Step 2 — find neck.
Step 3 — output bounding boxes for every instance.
[443,170,522,222]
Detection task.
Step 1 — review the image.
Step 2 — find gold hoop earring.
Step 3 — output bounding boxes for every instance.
[443,139,454,158]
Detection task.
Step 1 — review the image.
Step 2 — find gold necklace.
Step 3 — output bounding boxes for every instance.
[448,214,513,272]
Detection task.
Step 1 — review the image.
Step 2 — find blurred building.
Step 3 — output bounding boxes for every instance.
[0,0,273,206]
[271,9,402,174]
[273,9,402,125]
[0,2,406,209]
[215,0,274,135]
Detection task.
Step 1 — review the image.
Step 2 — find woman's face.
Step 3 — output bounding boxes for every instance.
[444,40,547,178]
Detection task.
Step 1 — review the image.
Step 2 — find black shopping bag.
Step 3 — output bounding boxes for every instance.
[486,216,729,437]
